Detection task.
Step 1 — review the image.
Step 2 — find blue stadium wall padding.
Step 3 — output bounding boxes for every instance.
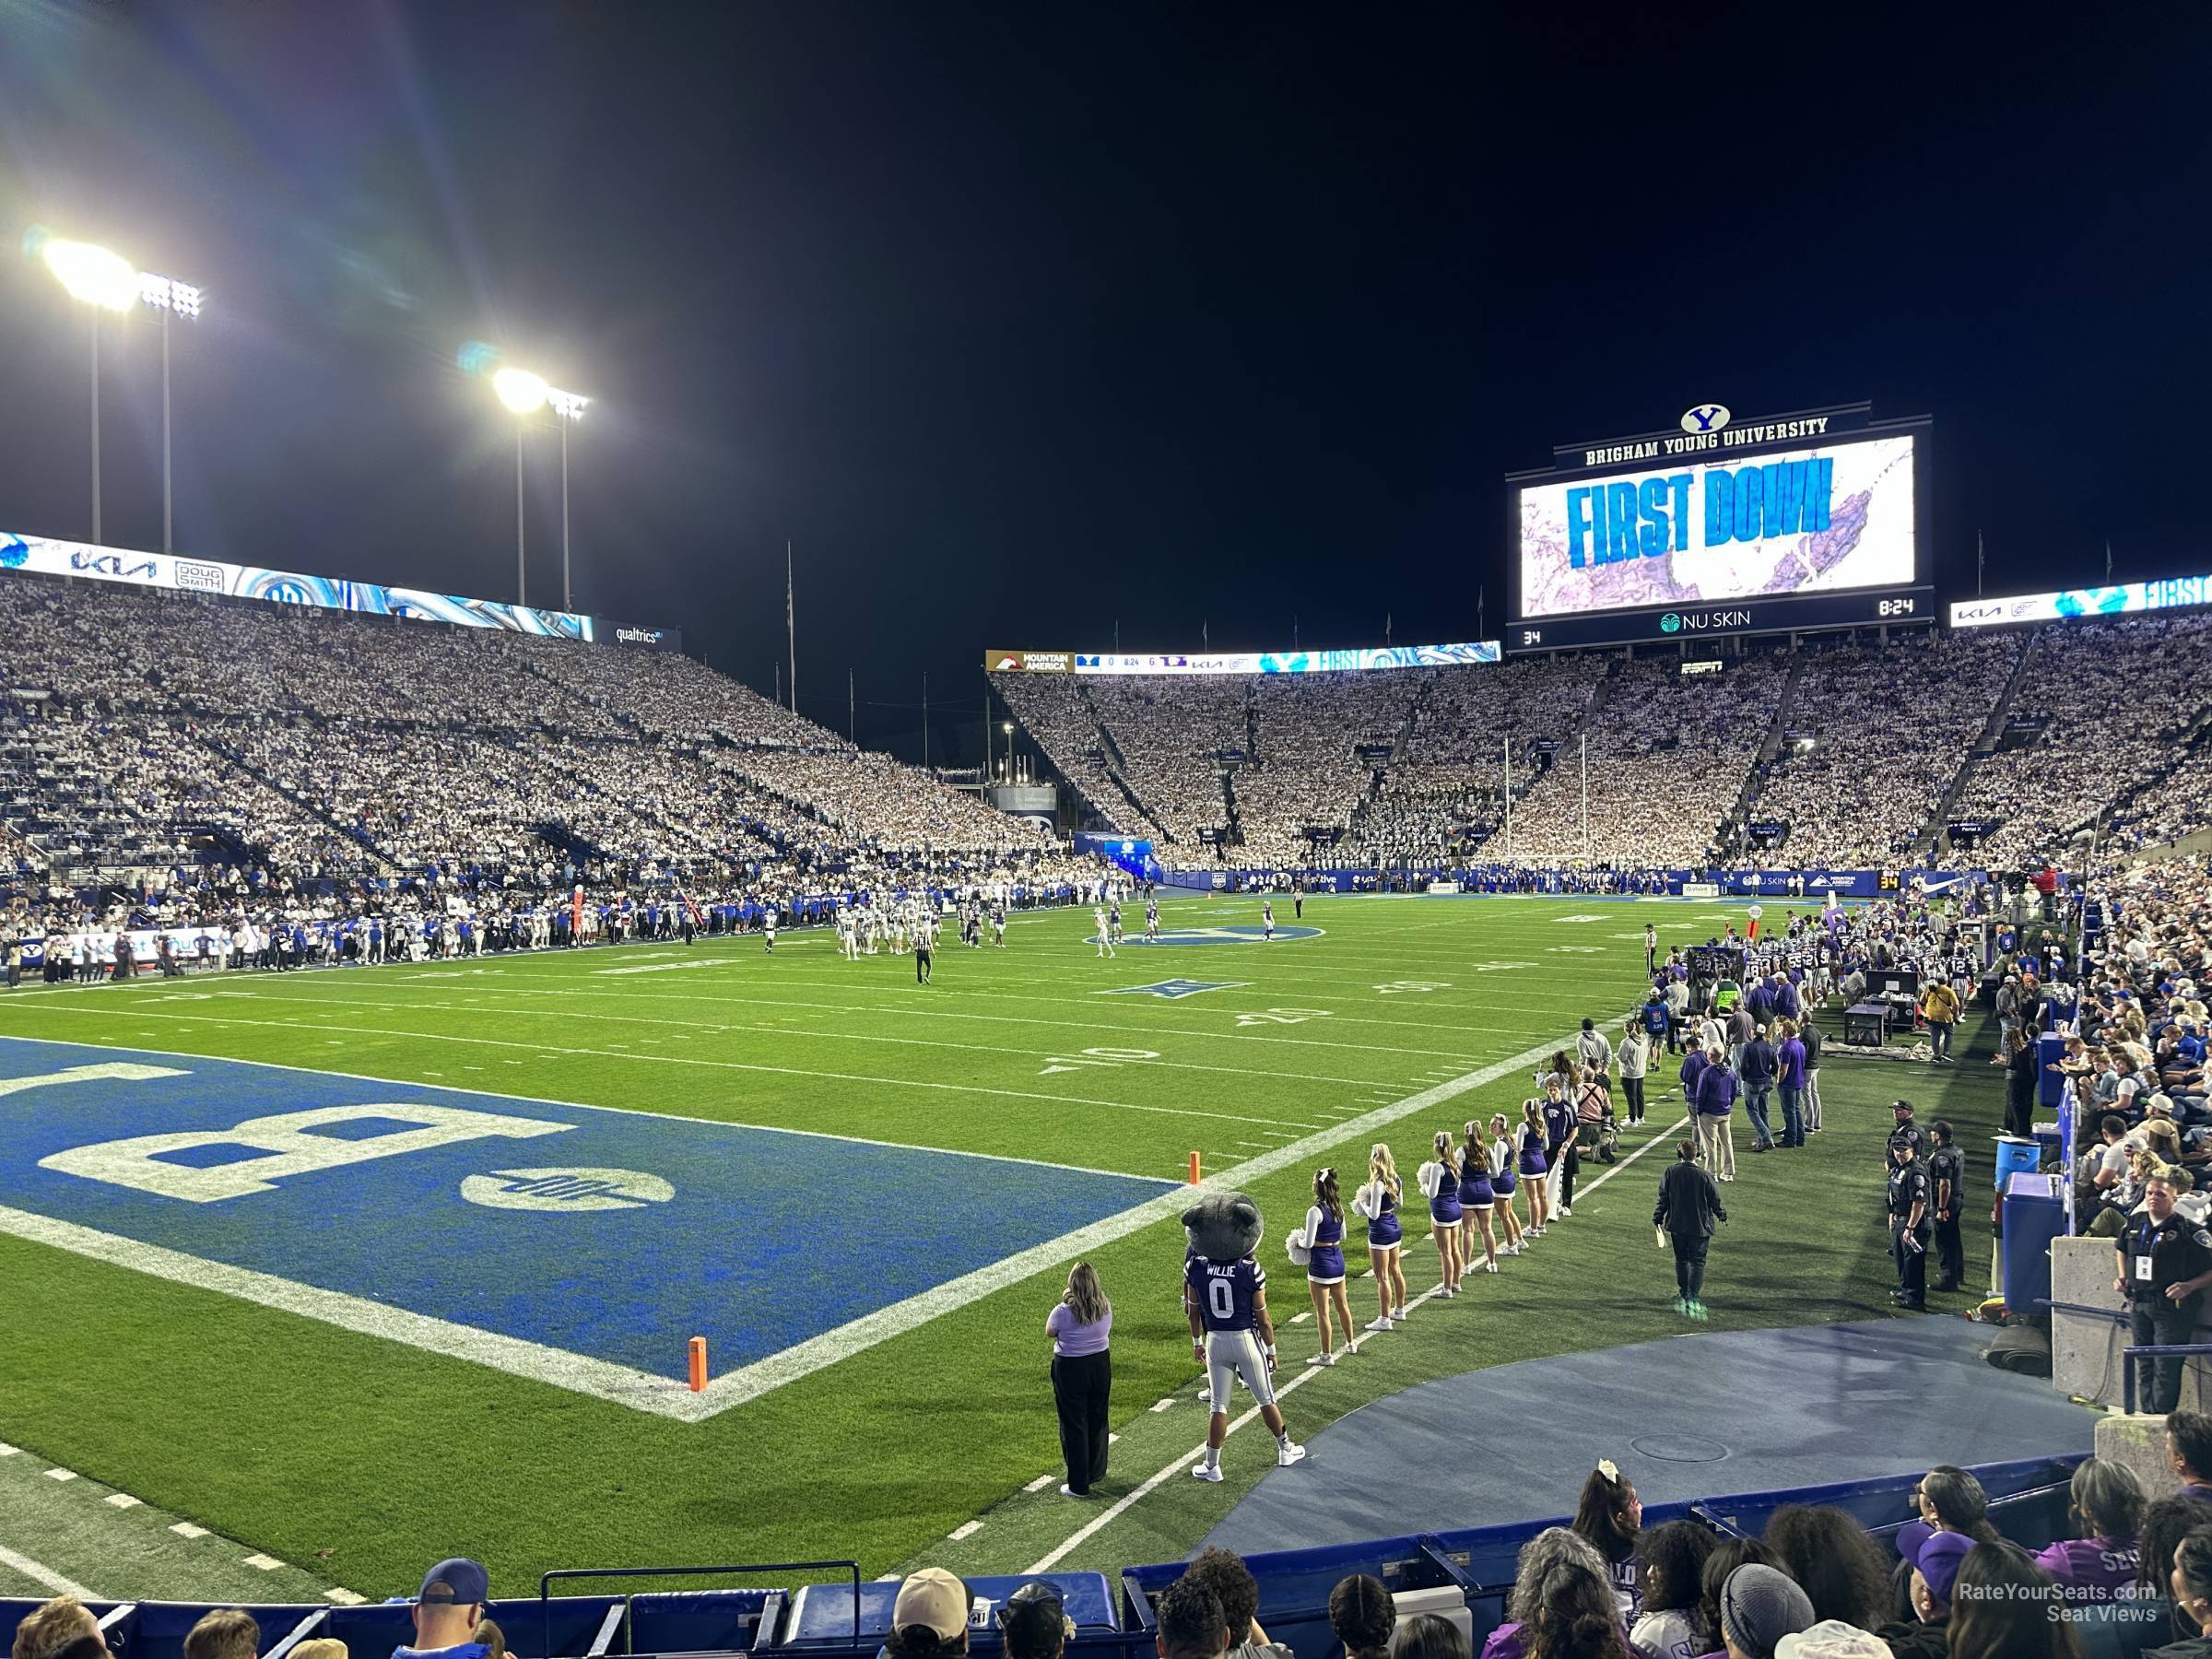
[0,1457,2084,1659]
[1691,1452,2082,1544]
[773,1572,1117,1653]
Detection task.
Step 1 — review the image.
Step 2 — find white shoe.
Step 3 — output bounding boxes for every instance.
[1365,1318,1394,1332]
[1277,1441,1308,1467]
[1191,1462,1224,1483]
[1503,1244,1523,1256]
[1483,1260,1499,1273]
[1559,1207,1574,1218]
[1059,1483,1087,1499]
[1198,1389,1214,1406]
[1305,1351,1329,1366]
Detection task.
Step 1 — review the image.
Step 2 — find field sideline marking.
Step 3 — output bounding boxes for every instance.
[0,1540,100,1598]
[0,1034,1168,1192]
[4,1006,1313,1131]
[0,1029,1587,1423]
[1024,1110,1691,1572]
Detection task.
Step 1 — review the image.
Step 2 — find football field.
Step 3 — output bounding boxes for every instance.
[0,892,2003,1601]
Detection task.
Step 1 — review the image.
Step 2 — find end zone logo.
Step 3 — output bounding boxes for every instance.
[460,1167,674,1212]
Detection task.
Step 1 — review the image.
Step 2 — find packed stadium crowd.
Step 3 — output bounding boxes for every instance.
[994,612,2212,877]
[0,574,1086,959]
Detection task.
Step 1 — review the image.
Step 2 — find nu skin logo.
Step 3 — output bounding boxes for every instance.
[1681,404,1731,435]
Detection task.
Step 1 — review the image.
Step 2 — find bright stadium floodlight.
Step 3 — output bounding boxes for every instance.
[29,228,208,549]
[41,237,139,311]
[475,351,590,611]
[493,367,549,414]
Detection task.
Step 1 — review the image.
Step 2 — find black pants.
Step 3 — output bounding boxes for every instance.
[1051,1350,1112,1493]
[2005,1085,2035,1142]
[1670,1231,1708,1299]
[1294,898,1302,918]
[2132,1297,2197,1414]
[1623,1076,1646,1124]
[915,947,931,983]
[1891,1219,1927,1305]
[1558,1144,1579,1210]
[1933,1211,1963,1290]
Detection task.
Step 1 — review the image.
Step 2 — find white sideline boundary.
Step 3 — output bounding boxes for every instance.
[0,1030,1588,1422]
[1024,1111,1691,1572]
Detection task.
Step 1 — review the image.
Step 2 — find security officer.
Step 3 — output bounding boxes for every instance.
[2114,1172,2212,1414]
[1888,1100,1931,1170]
[1887,1137,1932,1311]
[1927,1119,1966,1295]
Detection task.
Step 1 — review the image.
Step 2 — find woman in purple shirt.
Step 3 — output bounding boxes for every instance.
[2033,1457,2143,1600]
[1045,1261,1112,1498]
[1774,1020,1809,1149]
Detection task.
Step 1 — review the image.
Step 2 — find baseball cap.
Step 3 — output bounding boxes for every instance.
[1904,1530,1972,1606]
[1892,1100,1914,1115]
[2152,1094,2178,1115]
[893,1567,970,1642]
[418,1559,489,1605]
[1776,1621,1893,1659]
[997,1582,1070,1659]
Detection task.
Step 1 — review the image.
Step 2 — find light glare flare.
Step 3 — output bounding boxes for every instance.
[42,238,139,311]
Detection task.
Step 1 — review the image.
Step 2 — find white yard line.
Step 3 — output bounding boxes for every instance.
[1024,1112,1689,1572]
[172,988,1390,1090]
[0,1541,100,1598]
[6,1006,1311,1131]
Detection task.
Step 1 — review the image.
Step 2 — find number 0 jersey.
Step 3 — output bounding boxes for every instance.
[1186,1253,1265,1333]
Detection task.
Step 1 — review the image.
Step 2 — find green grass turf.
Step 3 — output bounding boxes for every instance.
[0,894,2009,1601]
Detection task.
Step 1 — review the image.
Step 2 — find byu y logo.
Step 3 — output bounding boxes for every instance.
[1680,404,1731,434]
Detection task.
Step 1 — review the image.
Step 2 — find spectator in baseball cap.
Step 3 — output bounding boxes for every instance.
[997,1583,1070,1659]
[1874,1532,1970,1659]
[887,1568,970,1659]
[396,1561,490,1659]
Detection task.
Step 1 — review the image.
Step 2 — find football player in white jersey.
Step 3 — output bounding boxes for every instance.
[1093,905,1115,958]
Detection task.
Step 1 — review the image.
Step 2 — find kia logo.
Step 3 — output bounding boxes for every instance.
[1680,404,1731,435]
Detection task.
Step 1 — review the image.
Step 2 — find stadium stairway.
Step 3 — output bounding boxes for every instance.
[186,726,401,875]
[1908,627,2040,861]
[1720,653,1809,850]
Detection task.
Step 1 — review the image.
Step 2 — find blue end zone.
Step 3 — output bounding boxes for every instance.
[0,1039,1175,1380]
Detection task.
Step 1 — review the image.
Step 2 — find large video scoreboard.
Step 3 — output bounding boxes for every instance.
[1507,402,1931,651]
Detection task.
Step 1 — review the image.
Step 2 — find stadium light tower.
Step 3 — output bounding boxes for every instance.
[29,229,204,549]
[487,361,588,611]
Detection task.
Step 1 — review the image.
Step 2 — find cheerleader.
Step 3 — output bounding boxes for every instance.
[1459,1122,1500,1274]
[1487,1113,1526,1254]
[1351,1143,1409,1330]
[1418,1130,1465,1297]
[1301,1168,1355,1365]
[1518,1100,1552,1236]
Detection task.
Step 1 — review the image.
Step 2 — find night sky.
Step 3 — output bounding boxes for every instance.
[2,4,2207,755]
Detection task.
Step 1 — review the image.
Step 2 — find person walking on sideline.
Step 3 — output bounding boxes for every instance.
[1693,1045,1739,1181]
[1046,1262,1112,1497]
[1654,1141,1727,1320]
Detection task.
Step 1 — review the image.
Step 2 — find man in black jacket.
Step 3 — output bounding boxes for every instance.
[1654,1140,1727,1321]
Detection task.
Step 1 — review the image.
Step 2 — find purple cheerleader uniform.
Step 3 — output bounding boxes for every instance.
[1307,1206,1346,1284]
[1367,1184,1403,1247]
[1458,1150,1495,1207]
[1429,1158,1463,1225]
[1489,1139,1517,1196]
[1518,1123,1548,1177]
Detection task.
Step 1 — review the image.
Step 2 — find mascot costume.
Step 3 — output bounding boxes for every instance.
[1182,1190,1306,1479]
